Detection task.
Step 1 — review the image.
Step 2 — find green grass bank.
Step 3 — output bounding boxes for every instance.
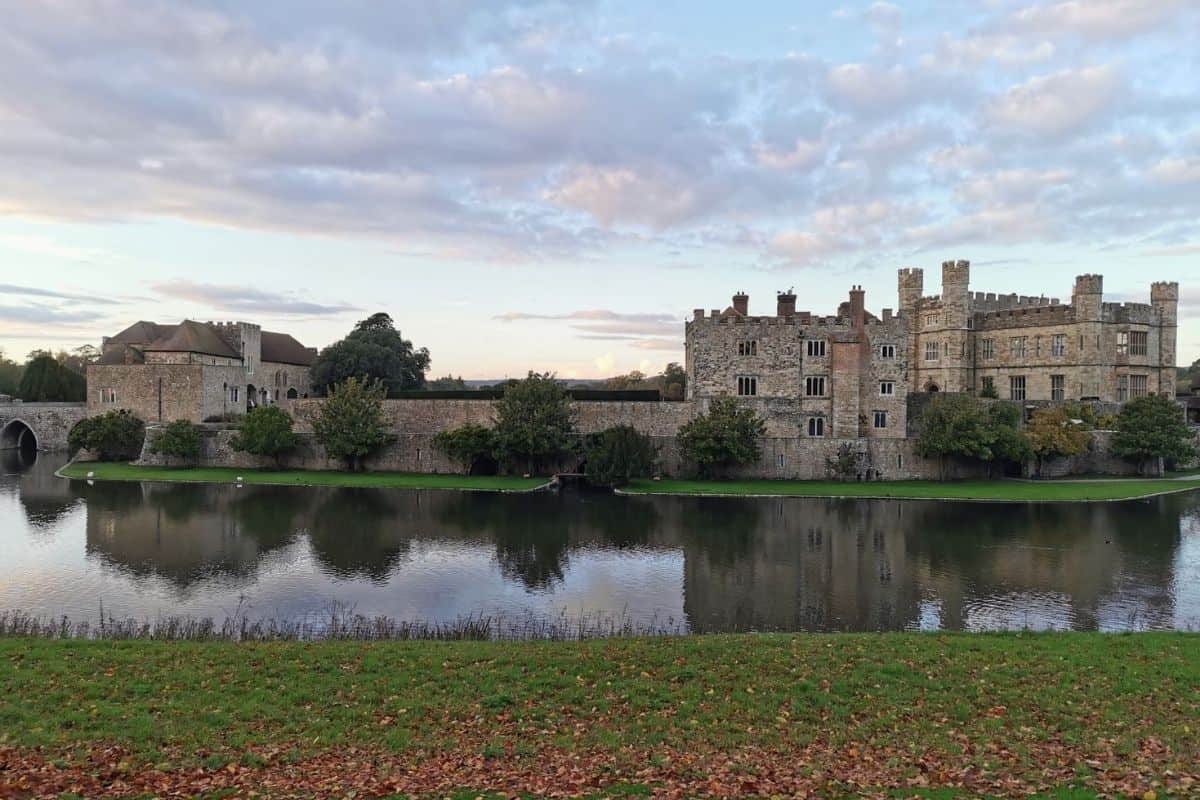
[0,634,1196,798]
[58,462,548,492]
[623,475,1200,502]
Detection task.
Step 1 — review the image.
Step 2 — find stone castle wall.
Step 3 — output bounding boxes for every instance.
[0,401,88,451]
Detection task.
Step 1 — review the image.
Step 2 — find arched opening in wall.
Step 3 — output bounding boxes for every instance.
[1,419,39,456]
[286,388,298,400]
[925,383,940,393]
[246,384,257,411]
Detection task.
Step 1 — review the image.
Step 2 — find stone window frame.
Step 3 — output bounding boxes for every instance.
[737,340,758,357]
[879,381,895,396]
[878,343,896,359]
[1129,374,1148,398]
[804,376,827,397]
[981,338,995,359]
[1116,331,1129,356]
[100,388,117,404]
[806,339,827,358]
[1009,337,1027,359]
[924,341,939,361]
[230,386,240,403]
[736,376,758,396]
[981,376,995,395]
[1051,334,1067,357]
[1129,331,1148,357]
[1050,374,1065,401]
[1009,375,1027,402]
[807,416,825,437]
[872,410,887,429]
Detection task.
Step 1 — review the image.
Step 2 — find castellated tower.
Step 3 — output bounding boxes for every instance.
[1072,274,1103,322]
[1151,281,1179,327]
[1152,281,1179,394]
[938,260,972,392]
[897,267,924,316]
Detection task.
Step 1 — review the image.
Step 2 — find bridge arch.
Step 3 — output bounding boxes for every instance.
[0,419,39,452]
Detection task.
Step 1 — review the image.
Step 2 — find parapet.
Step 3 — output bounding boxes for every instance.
[1073,274,1103,296]
[1151,281,1180,302]
[898,267,924,287]
[941,259,970,287]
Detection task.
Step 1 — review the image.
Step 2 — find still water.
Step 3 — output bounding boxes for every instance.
[3,451,1199,632]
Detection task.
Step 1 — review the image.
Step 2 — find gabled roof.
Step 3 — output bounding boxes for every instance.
[143,320,241,359]
[108,320,169,345]
[261,331,315,366]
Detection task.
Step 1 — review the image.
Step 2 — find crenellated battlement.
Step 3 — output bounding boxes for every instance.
[1151,281,1180,302]
[1073,274,1103,296]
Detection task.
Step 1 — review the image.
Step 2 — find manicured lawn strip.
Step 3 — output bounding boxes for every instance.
[59,462,547,492]
[0,635,1195,776]
[623,476,1200,501]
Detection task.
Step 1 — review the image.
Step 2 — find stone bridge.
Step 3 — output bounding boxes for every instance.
[0,400,87,452]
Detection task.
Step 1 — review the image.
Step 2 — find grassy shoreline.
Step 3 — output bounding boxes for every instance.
[0,634,1195,798]
[58,461,549,492]
[623,475,1200,502]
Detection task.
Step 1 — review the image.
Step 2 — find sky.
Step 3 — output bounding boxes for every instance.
[1,0,1198,379]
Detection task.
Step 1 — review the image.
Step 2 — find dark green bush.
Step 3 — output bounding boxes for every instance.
[68,410,146,461]
[584,425,658,487]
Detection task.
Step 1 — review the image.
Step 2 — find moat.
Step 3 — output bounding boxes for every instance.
[3,451,1199,633]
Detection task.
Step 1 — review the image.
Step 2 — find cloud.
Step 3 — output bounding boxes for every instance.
[0,283,120,305]
[495,310,675,324]
[1008,0,1190,41]
[152,281,361,317]
[1149,158,1200,185]
[985,66,1121,137]
[0,303,107,325]
[496,307,681,350]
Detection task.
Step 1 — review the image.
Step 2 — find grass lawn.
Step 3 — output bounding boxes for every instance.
[623,475,1200,502]
[58,461,547,492]
[0,634,1196,798]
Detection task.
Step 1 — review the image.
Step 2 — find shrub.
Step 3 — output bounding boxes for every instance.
[916,395,1030,478]
[148,420,202,466]
[433,424,497,475]
[677,396,766,478]
[231,406,298,467]
[18,355,85,402]
[492,373,578,474]
[584,425,657,487]
[68,410,145,462]
[308,377,393,471]
[1026,406,1091,475]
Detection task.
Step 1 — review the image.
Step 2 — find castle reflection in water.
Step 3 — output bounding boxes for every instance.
[4,451,1198,633]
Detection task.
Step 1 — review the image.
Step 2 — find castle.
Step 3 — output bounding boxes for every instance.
[686,262,1179,444]
[87,320,316,423]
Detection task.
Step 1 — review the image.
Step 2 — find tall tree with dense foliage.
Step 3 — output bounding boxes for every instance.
[148,420,202,467]
[1111,394,1197,474]
[309,378,394,471]
[68,410,146,461]
[433,424,497,474]
[231,405,299,467]
[677,396,766,478]
[492,372,578,474]
[310,313,431,397]
[916,395,1031,478]
[657,362,688,401]
[17,354,86,402]
[0,350,22,396]
[1025,406,1091,475]
[584,425,658,487]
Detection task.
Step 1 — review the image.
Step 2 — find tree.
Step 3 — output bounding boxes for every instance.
[148,420,202,467]
[231,405,299,467]
[584,425,658,487]
[677,396,766,478]
[17,354,86,402]
[492,372,578,475]
[602,370,646,390]
[427,375,468,391]
[0,350,22,396]
[1111,394,1197,474]
[310,313,431,397]
[825,443,861,481]
[433,424,497,474]
[1025,406,1091,475]
[915,395,1030,478]
[309,378,394,471]
[658,362,688,401]
[68,410,146,461]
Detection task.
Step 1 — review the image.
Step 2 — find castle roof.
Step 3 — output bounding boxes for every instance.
[261,331,315,366]
[143,320,240,359]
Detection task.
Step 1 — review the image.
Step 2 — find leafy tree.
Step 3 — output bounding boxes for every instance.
[916,395,1030,478]
[677,396,766,478]
[310,313,431,397]
[309,378,394,471]
[602,370,646,390]
[148,420,202,467]
[658,362,688,401]
[1025,406,1091,475]
[68,410,146,461]
[1111,394,1197,474]
[825,443,861,481]
[427,374,468,391]
[433,424,497,474]
[0,350,22,396]
[584,425,658,487]
[18,354,86,402]
[231,405,299,467]
[492,372,578,475]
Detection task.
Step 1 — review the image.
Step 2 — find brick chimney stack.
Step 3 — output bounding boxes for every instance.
[776,290,796,317]
[849,285,866,328]
[732,292,749,316]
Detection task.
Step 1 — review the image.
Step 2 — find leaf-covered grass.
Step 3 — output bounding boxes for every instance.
[59,462,547,492]
[623,475,1200,501]
[0,634,1196,797]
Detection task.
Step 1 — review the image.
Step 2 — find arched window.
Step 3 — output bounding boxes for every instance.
[286,388,299,400]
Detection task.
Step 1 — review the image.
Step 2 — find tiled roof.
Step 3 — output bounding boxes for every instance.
[143,320,241,359]
[261,331,315,366]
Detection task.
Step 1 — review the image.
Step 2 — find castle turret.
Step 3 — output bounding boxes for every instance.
[1072,275,1103,322]
[898,268,923,316]
[1152,281,1179,395]
[1151,281,1179,327]
[941,259,970,318]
